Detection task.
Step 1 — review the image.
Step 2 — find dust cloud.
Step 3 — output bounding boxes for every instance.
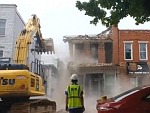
[44,61,99,113]
[52,70,71,111]
[51,70,99,113]
[84,95,98,113]
[42,42,150,113]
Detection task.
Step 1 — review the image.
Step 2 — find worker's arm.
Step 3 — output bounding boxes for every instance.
[65,95,68,107]
[65,87,69,111]
[80,94,84,107]
[80,86,84,107]
[80,86,85,111]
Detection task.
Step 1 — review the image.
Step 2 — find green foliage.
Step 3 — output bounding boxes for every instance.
[76,0,150,27]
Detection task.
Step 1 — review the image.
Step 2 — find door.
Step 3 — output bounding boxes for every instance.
[89,74,104,97]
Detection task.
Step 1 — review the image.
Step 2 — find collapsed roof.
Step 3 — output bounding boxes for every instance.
[63,27,112,43]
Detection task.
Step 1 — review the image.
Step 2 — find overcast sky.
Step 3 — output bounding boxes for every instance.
[2,0,150,61]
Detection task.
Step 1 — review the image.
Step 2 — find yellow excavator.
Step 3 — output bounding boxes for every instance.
[0,15,56,113]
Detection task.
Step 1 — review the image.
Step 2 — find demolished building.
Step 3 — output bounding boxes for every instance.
[63,26,150,98]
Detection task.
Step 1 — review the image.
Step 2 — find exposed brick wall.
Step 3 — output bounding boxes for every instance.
[111,26,119,65]
[98,42,105,63]
[111,27,150,87]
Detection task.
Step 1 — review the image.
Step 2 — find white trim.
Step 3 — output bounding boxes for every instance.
[139,43,148,60]
[123,41,133,43]
[138,41,148,43]
[124,42,133,60]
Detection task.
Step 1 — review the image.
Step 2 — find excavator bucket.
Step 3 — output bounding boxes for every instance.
[43,38,55,54]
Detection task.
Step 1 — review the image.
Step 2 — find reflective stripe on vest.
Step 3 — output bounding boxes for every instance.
[67,85,82,108]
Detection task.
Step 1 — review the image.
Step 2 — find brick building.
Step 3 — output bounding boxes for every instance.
[115,27,150,91]
[63,26,150,98]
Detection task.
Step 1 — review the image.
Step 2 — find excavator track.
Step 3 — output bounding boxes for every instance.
[0,99,56,113]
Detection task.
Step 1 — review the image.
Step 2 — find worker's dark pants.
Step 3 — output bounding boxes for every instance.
[68,108,83,113]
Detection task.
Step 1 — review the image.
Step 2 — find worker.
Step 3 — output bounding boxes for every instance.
[65,73,85,113]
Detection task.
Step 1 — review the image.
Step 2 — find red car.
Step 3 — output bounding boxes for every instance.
[96,85,150,113]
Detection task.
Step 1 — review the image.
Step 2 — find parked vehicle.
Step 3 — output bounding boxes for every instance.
[96,85,150,113]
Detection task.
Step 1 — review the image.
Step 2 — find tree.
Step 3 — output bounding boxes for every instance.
[76,0,150,27]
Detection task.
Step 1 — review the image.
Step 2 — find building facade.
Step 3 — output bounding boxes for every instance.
[63,26,150,98]
[0,4,46,64]
[114,27,150,91]
[0,4,25,61]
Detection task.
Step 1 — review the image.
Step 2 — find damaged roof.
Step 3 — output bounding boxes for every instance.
[63,27,112,43]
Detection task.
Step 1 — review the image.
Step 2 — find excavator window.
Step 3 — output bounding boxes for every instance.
[31,78,35,87]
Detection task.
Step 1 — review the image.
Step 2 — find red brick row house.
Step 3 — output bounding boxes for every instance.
[114,27,150,91]
[63,26,150,98]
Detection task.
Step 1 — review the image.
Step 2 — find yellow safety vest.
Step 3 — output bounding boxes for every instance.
[67,84,83,109]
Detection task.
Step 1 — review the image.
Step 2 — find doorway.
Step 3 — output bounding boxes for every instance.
[85,73,104,98]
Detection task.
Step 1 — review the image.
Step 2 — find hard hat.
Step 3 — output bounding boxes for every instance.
[71,74,78,80]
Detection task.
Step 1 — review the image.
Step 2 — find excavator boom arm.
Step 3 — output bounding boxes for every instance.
[13,14,54,65]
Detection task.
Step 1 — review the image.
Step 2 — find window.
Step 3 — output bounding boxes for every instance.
[75,43,84,62]
[90,43,98,63]
[145,94,150,101]
[105,42,112,63]
[113,86,140,102]
[124,42,133,60]
[0,50,3,57]
[0,19,6,35]
[114,90,139,102]
[139,42,147,60]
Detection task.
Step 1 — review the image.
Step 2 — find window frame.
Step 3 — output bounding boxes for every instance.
[0,19,6,36]
[138,41,148,60]
[0,50,3,57]
[124,41,133,60]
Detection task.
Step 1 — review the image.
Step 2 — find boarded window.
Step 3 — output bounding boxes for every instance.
[105,42,112,63]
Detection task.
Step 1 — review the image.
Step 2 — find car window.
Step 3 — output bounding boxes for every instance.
[144,94,150,101]
[146,95,150,99]
[112,86,141,102]
[114,90,139,102]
